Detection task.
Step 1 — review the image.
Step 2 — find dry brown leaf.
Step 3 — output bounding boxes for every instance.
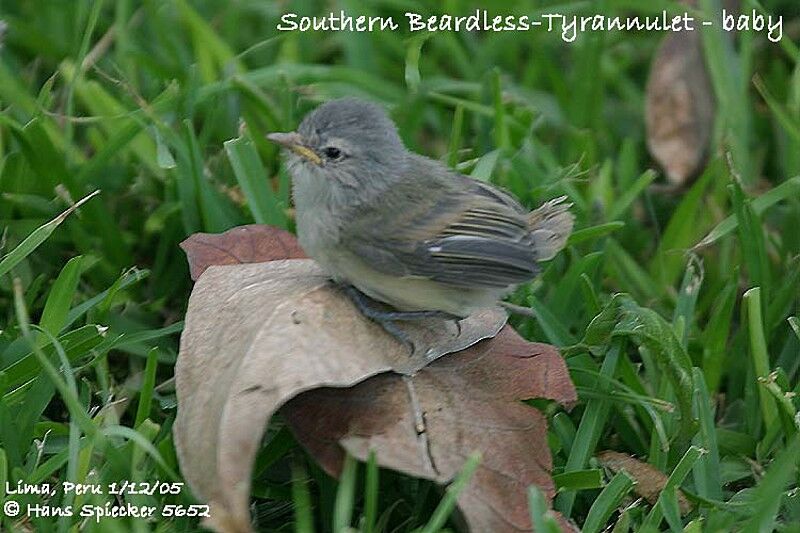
[284,326,577,532]
[175,225,575,532]
[645,28,715,186]
[596,450,693,515]
[180,224,306,281]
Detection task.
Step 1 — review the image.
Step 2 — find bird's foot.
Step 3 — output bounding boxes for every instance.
[341,285,463,355]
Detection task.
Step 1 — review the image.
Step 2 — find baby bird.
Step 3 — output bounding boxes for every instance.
[267,99,573,345]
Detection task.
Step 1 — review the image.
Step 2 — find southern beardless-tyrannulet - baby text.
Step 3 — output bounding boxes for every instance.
[267,98,573,318]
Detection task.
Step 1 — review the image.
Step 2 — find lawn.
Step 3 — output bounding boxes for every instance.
[1,0,799,531]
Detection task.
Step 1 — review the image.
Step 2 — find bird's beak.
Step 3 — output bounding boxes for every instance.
[266,132,322,165]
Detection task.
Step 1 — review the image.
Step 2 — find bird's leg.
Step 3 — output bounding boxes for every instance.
[342,285,416,353]
[341,285,463,353]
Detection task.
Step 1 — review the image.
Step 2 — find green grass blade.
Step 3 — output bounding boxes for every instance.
[549,252,603,321]
[741,434,800,533]
[183,121,239,232]
[672,255,703,348]
[253,427,296,479]
[363,451,378,533]
[579,274,601,318]
[552,412,577,456]
[744,287,777,433]
[404,35,427,94]
[568,221,625,246]
[471,149,502,182]
[731,179,771,302]
[553,469,604,491]
[101,424,178,479]
[695,176,800,249]
[556,340,622,516]
[333,453,357,532]
[608,170,656,221]
[63,0,104,156]
[447,104,464,168]
[605,239,661,303]
[12,279,97,438]
[110,321,184,351]
[0,191,99,279]
[490,68,510,150]
[528,294,577,346]
[1,325,106,397]
[691,369,722,502]
[292,460,315,533]
[134,348,159,429]
[650,170,713,288]
[174,0,240,82]
[528,485,563,533]
[418,452,481,533]
[224,135,288,228]
[64,268,149,329]
[753,74,800,144]
[581,471,635,533]
[789,316,800,342]
[154,127,177,169]
[702,277,737,392]
[39,256,85,339]
[31,326,80,533]
[614,297,696,438]
[642,445,704,530]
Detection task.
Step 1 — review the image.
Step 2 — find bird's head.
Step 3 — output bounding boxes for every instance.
[267,98,407,193]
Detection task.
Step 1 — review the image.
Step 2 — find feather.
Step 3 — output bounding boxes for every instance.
[527,196,574,260]
[338,156,571,290]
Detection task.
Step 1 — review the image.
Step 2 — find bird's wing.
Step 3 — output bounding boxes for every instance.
[342,176,552,289]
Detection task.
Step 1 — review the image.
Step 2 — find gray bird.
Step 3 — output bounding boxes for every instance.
[267,98,573,341]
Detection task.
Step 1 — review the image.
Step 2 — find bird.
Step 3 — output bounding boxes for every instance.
[267,98,573,348]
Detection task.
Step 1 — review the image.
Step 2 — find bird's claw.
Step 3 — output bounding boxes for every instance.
[341,284,461,357]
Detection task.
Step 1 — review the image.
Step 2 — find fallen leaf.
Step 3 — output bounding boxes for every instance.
[645,27,715,186]
[596,450,693,514]
[180,224,306,281]
[174,225,575,532]
[284,326,577,532]
[174,260,506,531]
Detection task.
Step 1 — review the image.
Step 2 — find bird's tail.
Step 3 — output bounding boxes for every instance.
[527,196,574,261]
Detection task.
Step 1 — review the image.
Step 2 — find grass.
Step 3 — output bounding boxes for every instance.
[1,0,799,531]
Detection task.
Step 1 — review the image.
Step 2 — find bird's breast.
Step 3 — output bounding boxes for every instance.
[291,168,347,281]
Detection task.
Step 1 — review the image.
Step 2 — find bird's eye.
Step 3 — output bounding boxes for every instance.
[323,146,342,160]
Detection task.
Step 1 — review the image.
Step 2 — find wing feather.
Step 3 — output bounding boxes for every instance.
[339,163,568,289]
